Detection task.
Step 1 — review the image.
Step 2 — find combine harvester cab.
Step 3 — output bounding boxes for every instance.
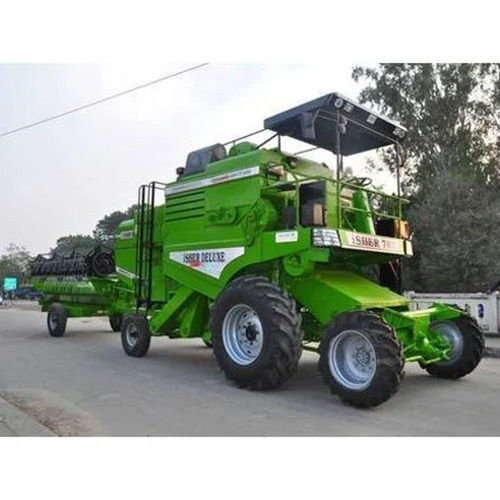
[33,93,485,408]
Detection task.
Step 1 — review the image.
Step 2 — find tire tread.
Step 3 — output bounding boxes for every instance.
[47,303,68,337]
[425,315,484,379]
[318,310,404,408]
[210,275,303,391]
[121,315,151,357]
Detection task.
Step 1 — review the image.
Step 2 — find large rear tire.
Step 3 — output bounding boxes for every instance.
[319,311,404,408]
[121,315,151,357]
[210,276,303,390]
[424,315,484,379]
[47,303,68,337]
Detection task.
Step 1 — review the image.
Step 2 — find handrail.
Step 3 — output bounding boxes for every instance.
[341,205,402,221]
[264,165,407,229]
[339,179,409,203]
[273,169,408,204]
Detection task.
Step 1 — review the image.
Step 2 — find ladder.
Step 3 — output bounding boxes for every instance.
[135,181,166,313]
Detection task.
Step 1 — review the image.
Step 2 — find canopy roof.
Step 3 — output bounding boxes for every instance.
[263,93,407,156]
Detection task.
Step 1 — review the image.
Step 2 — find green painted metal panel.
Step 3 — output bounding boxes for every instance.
[149,286,195,334]
[289,269,409,325]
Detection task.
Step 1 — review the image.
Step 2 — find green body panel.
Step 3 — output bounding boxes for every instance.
[33,278,101,297]
[351,190,376,234]
[115,219,138,288]
[163,227,313,301]
[32,275,134,318]
[177,293,209,338]
[33,278,111,318]
[149,286,195,334]
[383,304,462,364]
[288,269,408,326]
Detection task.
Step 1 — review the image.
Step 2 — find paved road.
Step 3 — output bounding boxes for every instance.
[1,304,499,436]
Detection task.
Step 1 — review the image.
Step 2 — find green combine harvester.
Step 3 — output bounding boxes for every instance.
[31,93,484,407]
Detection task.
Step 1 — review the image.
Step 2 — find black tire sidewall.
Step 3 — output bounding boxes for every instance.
[211,276,302,389]
[121,315,151,357]
[425,316,484,378]
[319,312,404,408]
[47,303,67,337]
[212,286,279,380]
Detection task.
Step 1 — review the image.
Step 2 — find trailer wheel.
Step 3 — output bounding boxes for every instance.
[210,276,303,390]
[121,315,151,357]
[109,314,123,332]
[47,303,68,337]
[424,315,484,379]
[319,311,404,408]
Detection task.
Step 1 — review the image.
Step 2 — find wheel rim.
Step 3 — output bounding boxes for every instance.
[49,312,59,330]
[431,321,464,365]
[328,330,377,390]
[222,304,264,365]
[126,322,138,347]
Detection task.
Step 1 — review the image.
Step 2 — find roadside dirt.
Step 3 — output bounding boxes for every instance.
[0,389,105,436]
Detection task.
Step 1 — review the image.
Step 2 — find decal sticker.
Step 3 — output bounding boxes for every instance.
[116,267,136,279]
[339,230,405,255]
[169,247,245,278]
[275,231,298,243]
[165,166,260,196]
[366,114,377,125]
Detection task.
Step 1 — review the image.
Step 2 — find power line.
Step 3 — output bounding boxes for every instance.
[0,63,209,139]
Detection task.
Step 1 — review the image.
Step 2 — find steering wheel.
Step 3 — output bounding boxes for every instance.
[348,176,373,188]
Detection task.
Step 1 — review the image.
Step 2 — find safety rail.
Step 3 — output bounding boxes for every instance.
[338,178,409,227]
[265,167,409,231]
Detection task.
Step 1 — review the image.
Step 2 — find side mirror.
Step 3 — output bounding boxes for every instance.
[176,167,185,177]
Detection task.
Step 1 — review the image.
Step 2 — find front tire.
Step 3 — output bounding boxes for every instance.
[210,276,303,391]
[121,315,151,357]
[424,315,484,379]
[319,311,404,408]
[47,303,68,337]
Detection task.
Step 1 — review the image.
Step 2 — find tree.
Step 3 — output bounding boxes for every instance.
[52,234,97,256]
[0,244,32,284]
[352,64,500,292]
[352,64,500,189]
[93,204,137,243]
[46,204,137,258]
[407,171,500,292]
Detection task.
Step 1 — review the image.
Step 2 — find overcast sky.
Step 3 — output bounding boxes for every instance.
[0,63,394,255]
